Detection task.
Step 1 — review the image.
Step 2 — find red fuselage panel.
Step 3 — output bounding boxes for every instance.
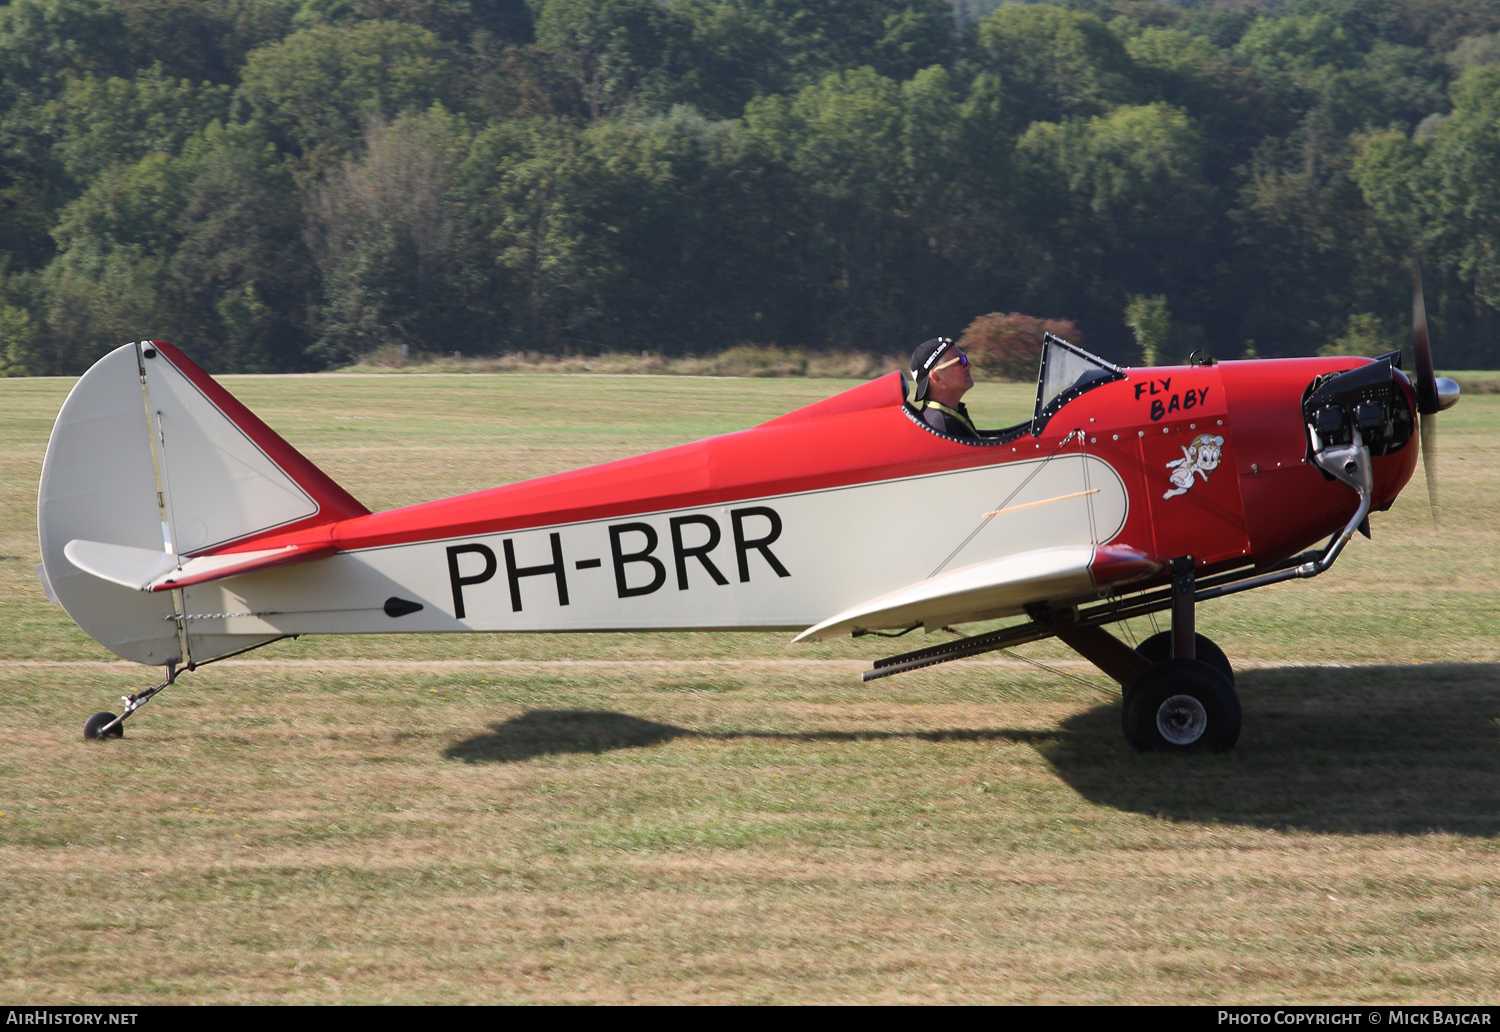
[205,359,1418,585]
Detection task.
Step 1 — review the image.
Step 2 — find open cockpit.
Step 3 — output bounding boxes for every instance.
[903,332,1124,445]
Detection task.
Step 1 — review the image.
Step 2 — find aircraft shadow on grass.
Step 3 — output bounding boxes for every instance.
[444,664,1500,837]
[1039,663,1500,837]
[443,710,1049,764]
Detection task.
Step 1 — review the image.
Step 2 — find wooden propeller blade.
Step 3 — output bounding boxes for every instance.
[1413,257,1439,415]
[1412,256,1441,531]
[1421,411,1439,533]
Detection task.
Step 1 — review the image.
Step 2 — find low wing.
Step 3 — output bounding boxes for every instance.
[793,544,1160,643]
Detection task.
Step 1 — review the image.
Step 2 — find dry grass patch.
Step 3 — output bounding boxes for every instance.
[2,660,1498,1003]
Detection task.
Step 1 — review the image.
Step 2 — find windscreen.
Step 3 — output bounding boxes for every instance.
[1033,335,1122,427]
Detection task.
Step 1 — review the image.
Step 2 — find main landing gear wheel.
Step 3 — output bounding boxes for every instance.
[1122,658,1241,753]
[1134,630,1234,685]
[84,712,124,740]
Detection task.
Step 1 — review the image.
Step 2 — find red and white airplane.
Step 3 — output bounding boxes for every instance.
[37,302,1457,752]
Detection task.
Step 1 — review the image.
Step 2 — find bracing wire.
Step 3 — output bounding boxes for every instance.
[998,648,1117,699]
[929,428,1086,579]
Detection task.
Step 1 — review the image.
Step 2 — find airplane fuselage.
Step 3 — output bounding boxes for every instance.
[168,357,1416,658]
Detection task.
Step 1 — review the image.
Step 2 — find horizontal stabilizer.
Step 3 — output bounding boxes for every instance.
[794,544,1160,642]
[66,538,335,592]
[64,540,179,591]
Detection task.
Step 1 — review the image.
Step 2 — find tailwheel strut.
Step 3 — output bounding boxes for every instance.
[84,663,179,740]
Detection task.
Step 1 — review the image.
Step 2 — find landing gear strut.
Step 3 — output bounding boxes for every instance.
[83,663,178,740]
[1134,630,1234,686]
[1123,557,1242,753]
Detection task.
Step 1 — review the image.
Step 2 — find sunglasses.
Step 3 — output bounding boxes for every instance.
[932,350,969,372]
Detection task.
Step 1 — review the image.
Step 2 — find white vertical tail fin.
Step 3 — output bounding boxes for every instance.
[38,341,368,665]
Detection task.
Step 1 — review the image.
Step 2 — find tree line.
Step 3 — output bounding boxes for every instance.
[3,0,1500,376]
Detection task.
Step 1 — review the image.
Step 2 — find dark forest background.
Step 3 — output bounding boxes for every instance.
[3,0,1500,375]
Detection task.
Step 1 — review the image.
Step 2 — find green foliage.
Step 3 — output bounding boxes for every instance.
[4,0,1500,373]
[739,61,994,349]
[1180,3,1259,49]
[114,0,297,84]
[0,176,56,271]
[51,65,233,185]
[669,0,783,118]
[38,141,185,370]
[238,19,451,174]
[307,107,469,363]
[0,0,129,106]
[1016,103,1212,336]
[164,122,315,372]
[1318,311,1399,357]
[1124,27,1269,173]
[1447,31,1500,72]
[34,121,313,373]
[1236,11,1364,77]
[1353,64,1500,363]
[473,105,796,353]
[293,0,533,44]
[1018,103,1208,221]
[0,304,42,376]
[533,0,700,122]
[52,151,194,262]
[1420,67,1500,310]
[38,246,166,373]
[758,0,955,85]
[763,67,908,346]
[1123,293,1168,366]
[1351,127,1424,251]
[973,3,1137,126]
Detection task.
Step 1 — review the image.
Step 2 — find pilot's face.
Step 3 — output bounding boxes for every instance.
[931,345,973,395]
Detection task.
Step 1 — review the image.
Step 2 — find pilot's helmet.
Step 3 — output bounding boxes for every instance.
[910,336,955,401]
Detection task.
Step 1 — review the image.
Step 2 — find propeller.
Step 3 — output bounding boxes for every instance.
[1410,258,1460,531]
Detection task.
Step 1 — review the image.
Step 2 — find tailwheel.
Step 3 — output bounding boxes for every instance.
[82,663,178,742]
[1123,658,1241,753]
[84,712,124,740]
[1133,630,1235,685]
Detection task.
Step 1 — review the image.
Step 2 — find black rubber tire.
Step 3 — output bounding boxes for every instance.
[1122,659,1241,753]
[1134,630,1234,686]
[84,712,123,740]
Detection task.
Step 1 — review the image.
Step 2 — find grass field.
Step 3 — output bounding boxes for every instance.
[2,371,1498,1004]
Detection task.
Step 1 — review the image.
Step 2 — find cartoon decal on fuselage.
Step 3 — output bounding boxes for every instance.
[1163,432,1225,499]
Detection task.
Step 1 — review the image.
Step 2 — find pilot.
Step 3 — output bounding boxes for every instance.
[910,336,978,439]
